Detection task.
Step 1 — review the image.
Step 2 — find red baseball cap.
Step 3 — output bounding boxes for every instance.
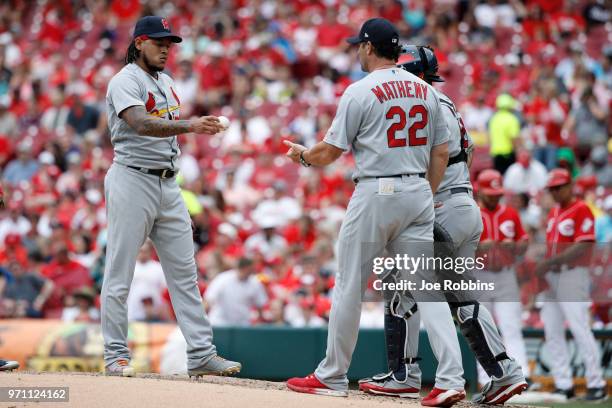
[4,233,21,246]
[546,168,571,188]
[477,169,504,196]
[575,175,597,192]
[299,298,315,309]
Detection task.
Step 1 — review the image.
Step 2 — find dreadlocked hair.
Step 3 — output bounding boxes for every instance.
[125,40,140,64]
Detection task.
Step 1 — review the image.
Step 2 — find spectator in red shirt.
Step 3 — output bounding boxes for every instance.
[316,8,351,62]
[0,233,28,266]
[527,0,563,15]
[549,3,586,40]
[40,241,92,317]
[197,43,232,109]
[30,152,61,205]
[0,132,12,168]
[526,79,569,170]
[377,0,404,25]
[71,189,105,235]
[522,4,550,40]
[499,54,531,99]
[197,223,243,280]
[284,214,317,253]
[110,0,141,20]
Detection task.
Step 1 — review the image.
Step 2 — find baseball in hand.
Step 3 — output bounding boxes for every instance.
[218,116,230,130]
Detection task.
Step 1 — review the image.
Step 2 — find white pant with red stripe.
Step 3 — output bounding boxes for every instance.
[477,269,530,385]
[541,267,605,390]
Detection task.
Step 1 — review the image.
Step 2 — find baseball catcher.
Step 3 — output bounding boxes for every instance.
[359,45,528,405]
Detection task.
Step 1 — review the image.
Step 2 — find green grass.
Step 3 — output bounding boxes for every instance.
[528,401,612,408]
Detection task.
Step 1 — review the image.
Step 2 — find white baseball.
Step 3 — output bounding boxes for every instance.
[218,116,230,129]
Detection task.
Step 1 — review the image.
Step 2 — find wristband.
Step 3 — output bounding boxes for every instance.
[299,151,311,167]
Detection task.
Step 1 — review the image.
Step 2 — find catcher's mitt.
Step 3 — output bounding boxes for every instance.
[433,221,455,259]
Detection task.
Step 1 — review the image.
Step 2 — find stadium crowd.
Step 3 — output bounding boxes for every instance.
[0,0,609,329]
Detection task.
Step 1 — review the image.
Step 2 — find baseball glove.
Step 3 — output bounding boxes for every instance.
[433,221,455,259]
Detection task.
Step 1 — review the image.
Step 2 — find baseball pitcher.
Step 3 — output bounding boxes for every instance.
[102,16,240,377]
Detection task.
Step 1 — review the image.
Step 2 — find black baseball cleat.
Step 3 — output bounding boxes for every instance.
[0,360,19,371]
[526,377,542,391]
[584,387,608,402]
[552,387,576,400]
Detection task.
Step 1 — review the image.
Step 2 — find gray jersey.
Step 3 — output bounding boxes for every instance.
[106,63,181,170]
[324,68,449,179]
[435,90,473,194]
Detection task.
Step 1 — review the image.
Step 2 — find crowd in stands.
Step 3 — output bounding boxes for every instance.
[0,0,609,329]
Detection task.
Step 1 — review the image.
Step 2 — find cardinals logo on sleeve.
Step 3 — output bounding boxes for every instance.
[145,92,159,116]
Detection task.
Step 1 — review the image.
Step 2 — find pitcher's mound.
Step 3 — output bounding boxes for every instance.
[1,372,508,408]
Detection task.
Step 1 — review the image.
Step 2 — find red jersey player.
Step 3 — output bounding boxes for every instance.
[534,168,606,402]
[476,169,530,386]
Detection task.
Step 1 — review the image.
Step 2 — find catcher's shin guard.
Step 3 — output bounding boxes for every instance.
[452,301,508,378]
[385,300,420,381]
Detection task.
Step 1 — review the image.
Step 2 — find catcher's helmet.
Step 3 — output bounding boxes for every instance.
[546,168,572,188]
[397,45,444,82]
[477,169,504,196]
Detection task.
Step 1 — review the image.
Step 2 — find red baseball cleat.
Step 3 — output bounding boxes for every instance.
[421,387,466,407]
[359,380,420,398]
[475,380,529,405]
[286,374,348,397]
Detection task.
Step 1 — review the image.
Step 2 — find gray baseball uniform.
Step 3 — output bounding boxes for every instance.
[433,89,482,279]
[431,89,525,386]
[361,87,526,395]
[102,63,216,370]
[435,91,472,195]
[313,68,465,391]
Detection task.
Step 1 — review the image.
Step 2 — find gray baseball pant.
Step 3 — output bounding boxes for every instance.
[102,163,216,370]
[435,190,524,384]
[314,176,465,391]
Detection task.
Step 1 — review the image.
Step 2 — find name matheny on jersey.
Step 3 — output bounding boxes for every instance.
[371,80,429,104]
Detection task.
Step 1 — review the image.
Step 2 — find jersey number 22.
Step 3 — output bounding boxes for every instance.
[386,105,428,148]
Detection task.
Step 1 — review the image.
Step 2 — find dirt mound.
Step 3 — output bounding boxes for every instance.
[0,372,512,408]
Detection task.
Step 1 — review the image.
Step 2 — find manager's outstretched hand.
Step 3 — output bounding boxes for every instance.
[283,140,307,164]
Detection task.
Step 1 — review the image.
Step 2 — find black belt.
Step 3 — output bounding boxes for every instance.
[354,173,425,184]
[127,166,176,179]
[450,187,470,195]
